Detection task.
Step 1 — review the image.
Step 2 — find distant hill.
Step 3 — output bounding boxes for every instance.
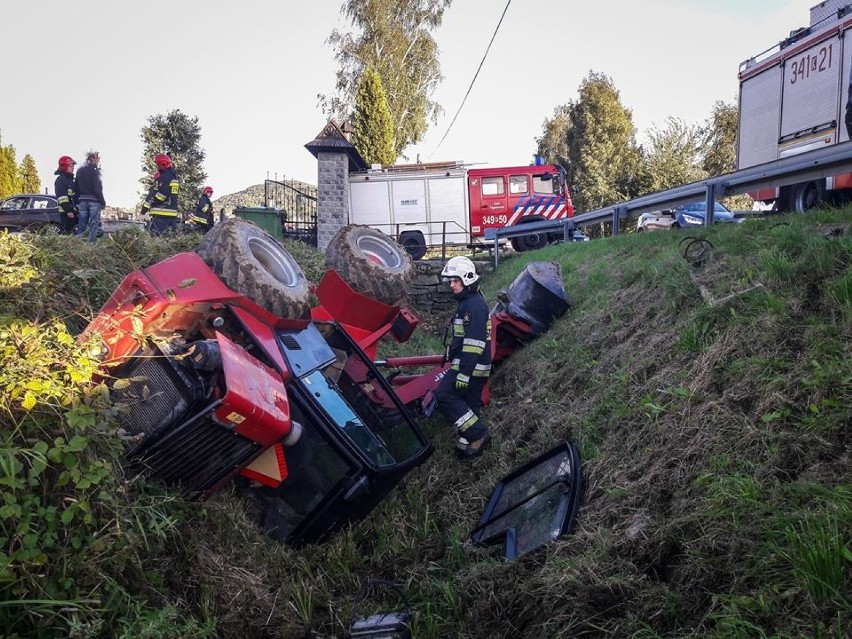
[212,181,317,217]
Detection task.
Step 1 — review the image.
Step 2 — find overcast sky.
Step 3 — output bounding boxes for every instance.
[2,0,816,208]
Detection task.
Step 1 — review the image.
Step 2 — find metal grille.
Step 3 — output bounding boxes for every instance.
[111,352,200,440]
[264,178,317,246]
[280,334,302,350]
[130,413,261,495]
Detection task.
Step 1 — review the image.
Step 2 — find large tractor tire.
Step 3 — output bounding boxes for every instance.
[325,225,413,306]
[196,217,311,319]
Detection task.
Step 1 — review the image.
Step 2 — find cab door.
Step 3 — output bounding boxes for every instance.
[468,172,508,237]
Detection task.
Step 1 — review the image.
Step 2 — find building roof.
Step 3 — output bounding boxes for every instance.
[304,120,368,172]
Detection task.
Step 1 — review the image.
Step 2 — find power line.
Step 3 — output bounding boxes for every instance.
[432,0,512,155]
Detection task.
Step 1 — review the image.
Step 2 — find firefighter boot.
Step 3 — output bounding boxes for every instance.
[456,425,492,460]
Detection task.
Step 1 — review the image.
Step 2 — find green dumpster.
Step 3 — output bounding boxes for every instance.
[233,206,283,238]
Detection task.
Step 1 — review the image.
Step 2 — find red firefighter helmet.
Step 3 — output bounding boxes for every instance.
[154,153,172,170]
[58,155,76,171]
[202,186,213,196]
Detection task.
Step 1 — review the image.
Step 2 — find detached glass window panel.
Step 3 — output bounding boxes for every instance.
[470,442,582,559]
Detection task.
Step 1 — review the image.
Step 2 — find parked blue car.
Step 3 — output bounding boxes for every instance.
[637,201,741,231]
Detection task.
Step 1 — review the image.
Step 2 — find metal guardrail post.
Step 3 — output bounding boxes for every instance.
[704,182,717,225]
[493,232,500,269]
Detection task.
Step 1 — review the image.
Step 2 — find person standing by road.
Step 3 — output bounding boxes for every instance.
[188,185,214,233]
[53,155,78,235]
[141,153,180,236]
[434,256,493,459]
[75,151,105,242]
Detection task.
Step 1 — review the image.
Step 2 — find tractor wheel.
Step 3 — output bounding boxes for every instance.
[196,217,311,319]
[325,225,413,306]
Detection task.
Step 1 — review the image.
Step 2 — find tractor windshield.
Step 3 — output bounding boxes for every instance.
[302,369,395,467]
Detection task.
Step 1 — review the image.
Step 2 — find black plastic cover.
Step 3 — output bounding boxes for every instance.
[494,261,570,336]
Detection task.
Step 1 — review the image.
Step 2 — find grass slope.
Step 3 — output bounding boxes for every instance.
[0,213,849,638]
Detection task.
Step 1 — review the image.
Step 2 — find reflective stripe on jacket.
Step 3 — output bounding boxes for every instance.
[53,172,77,214]
[446,289,492,382]
[144,166,179,217]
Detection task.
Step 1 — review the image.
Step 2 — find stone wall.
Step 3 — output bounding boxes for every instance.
[316,152,350,252]
[408,259,496,314]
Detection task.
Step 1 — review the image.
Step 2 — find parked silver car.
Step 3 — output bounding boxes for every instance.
[637,201,741,232]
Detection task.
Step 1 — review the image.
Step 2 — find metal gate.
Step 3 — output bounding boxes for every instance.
[264,178,318,246]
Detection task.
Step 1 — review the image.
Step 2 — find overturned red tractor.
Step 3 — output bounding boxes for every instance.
[81,219,569,545]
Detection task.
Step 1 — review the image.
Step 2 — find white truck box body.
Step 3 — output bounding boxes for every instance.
[349,167,469,246]
[737,1,852,201]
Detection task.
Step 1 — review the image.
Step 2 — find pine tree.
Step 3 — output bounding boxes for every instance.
[19,154,40,194]
[352,69,396,166]
[0,144,22,199]
[139,109,207,214]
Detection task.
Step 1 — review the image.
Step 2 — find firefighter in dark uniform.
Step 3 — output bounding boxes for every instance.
[188,185,214,233]
[435,256,493,459]
[53,155,78,234]
[141,153,180,236]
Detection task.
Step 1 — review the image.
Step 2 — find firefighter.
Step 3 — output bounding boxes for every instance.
[141,153,180,236]
[188,185,214,233]
[435,256,493,459]
[53,156,78,234]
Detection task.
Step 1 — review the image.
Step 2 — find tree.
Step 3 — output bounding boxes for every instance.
[352,68,396,166]
[535,103,573,171]
[701,99,739,177]
[0,144,22,198]
[139,109,207,214]
[639,117,706,194]
[19,154,40,194]
[700,99,752,209]
[563,72,642,213]
[322,0,450,159]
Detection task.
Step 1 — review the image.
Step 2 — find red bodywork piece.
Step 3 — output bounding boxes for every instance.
[213,331,292,447]
[311,269,418,360]
[83,252,303,370]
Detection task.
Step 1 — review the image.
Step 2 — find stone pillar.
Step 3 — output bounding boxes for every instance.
[317,151,350,253]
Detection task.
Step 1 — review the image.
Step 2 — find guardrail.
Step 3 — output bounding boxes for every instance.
[483,219,577,268]
[571,140,852,234]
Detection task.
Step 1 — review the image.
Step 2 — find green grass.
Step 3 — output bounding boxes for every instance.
[1,209,851,637]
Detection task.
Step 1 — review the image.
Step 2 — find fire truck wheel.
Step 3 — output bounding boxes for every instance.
[196,217,311,319]
[511,231,547,252]
[325,225,413,306]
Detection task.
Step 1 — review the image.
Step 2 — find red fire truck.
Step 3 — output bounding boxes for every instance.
[348,160,575,258]
[737,0,852,211]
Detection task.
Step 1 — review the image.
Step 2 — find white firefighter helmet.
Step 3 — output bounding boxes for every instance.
[441,256,479,285]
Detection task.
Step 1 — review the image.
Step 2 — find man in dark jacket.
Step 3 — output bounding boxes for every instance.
[434,256,493,459]
[75,151,105,242]
[141,153,180,236]
[188,185,214,233]
[53,155,78,234]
